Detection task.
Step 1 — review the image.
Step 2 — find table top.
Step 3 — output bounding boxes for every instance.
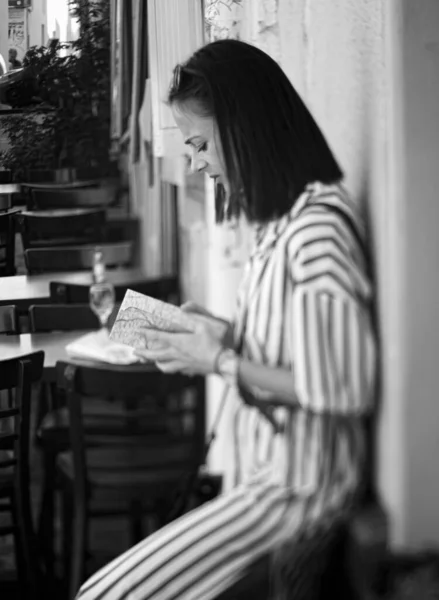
[20,180,102,190]
[0,331,150,382]
[12,205,136,223]
[0,267,149,309]
[0,331,82,381]
[0,183,20,194]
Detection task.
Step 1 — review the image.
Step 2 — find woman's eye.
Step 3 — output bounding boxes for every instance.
[197,142,207,153]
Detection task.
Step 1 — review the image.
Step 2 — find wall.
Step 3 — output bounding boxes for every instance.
[28,0,48,48]
[46,0,78,43]
[0,2,8,71]
[205,0,439,550]
[397,0,439,547]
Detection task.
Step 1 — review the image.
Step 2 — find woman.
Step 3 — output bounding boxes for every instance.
[77,39,377,599]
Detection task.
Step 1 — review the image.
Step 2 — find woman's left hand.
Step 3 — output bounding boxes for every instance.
[134,314,223,375]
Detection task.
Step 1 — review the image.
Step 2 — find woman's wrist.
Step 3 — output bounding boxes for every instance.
[213,347,240,387]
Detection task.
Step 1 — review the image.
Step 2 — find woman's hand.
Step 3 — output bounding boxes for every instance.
[134,313,224,376]
[181,302,234,349]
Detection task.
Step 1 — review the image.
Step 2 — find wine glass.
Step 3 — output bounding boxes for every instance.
[89,281,115,334]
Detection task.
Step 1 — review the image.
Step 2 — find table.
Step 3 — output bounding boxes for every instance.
[0,268,150,310]
[0,183,20,194]
[0,331,150,382]
[20,181,101,190]
[0,331,83,381]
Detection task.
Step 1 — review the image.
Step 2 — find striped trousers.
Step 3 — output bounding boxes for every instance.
[76,470,311,600]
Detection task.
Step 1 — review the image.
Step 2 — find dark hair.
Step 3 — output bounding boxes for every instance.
[168,39,343,223]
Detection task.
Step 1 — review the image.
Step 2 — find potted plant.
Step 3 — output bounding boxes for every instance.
[0,0,116,184]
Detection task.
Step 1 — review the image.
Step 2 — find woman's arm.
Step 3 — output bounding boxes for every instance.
[229,205,376,416]
[237,359,297,405]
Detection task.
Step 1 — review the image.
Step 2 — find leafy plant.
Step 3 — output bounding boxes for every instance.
[0,0,112,180]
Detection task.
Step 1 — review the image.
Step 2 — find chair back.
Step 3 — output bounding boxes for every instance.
[0,211,16,276]
[28,304,103,333]
[24,241,134,275]
[0,194,12,211]
[56,361,206,509]
[30,186,119,210]
[15,208,106,250]
[0,170,12,184]
[0,305,19,334]
[50,275,180,305]
[0,352,45,492]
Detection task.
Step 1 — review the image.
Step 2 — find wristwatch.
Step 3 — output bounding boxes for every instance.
[214,348,240,387]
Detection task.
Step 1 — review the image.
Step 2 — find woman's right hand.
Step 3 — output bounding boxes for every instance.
[181,302,234,349]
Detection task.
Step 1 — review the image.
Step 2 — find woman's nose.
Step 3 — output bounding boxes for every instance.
[190,154,207,174]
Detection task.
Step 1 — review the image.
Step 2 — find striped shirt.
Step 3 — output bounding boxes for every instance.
[75,181,377,600]
[233,181,376,505]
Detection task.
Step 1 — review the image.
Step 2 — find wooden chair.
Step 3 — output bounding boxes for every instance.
[0,305,19,334]
[0,170,12,184]
[25,169,71,184]
[24,241,134,274]
[50,275,180,306]
[0,210,16,276]
[30,186,119,210]
[31,304,105,585]
[29,304,101,333]
[0,351,45,599]
[25,166,118,185]
[0,305,19,409]
[0,194,12,211]
[15,208,106,250]
[55,361,206,599]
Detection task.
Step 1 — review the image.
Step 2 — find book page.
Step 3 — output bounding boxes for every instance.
[109,289,194,350]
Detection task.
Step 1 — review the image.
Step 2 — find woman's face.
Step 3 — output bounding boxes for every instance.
[171,101,229,193]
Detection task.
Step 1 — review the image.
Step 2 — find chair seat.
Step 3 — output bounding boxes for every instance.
[57,452,189,492]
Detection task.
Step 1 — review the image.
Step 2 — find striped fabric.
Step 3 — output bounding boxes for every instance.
[76,181,376,600]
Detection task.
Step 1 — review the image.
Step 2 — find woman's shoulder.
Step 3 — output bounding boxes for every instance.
[280,182,372,294]
[282,182,367,252]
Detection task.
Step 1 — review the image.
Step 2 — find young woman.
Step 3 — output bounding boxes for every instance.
[77,39,377,600]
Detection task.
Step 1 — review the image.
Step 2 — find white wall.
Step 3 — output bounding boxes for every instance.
[28,0,48,48]
[0,2,8,70]
[397,0,439,548]
[204,0,439,550]
[205,0,392,500]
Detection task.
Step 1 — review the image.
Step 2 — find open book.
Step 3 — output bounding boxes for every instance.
[109,289,195,350]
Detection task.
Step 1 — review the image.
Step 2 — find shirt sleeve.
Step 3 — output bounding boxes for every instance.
[287,208,377,415]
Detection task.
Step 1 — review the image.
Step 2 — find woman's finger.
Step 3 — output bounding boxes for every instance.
[180,302,210,317]
[156,360,183,373]
[138,327,174,346]
[134,346,174,362]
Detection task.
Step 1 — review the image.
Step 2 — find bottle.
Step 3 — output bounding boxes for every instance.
[92,248,106,284]
[89,248,115,330]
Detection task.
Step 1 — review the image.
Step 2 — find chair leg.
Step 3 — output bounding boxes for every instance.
[34,383,49,443]
[61,488,74,593]
[68,493,88,600]
[38,450,57,579]
[11,490,39,600]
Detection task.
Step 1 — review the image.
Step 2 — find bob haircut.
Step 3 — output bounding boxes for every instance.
[168,39,343,224]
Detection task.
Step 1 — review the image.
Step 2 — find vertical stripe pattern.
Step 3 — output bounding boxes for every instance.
[76,181,376,600]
